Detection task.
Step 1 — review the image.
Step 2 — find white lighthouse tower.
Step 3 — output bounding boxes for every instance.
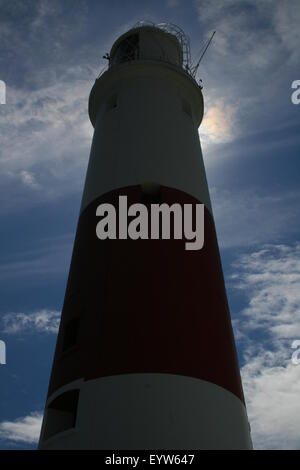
[38,22,252,450]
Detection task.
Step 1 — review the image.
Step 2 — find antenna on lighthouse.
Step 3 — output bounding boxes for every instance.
[191,30,216,78]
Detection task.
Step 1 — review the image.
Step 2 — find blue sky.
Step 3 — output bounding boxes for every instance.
[0,0,300,450]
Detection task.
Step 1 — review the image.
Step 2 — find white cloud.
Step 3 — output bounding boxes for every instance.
[19,170,41,190]
[273,0,300,66]
[1,309,60,334]
[0,0,101,213]
[195,0,290,65]
[242,344,300,450]
[231,244,300,449]
[0,76,95,214]
[232,244,300,337]
[194,0,300,153]
[0,412,42,444]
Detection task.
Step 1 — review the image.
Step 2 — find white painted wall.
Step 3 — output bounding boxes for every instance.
[40,374,252,450]
[82,61,212,215]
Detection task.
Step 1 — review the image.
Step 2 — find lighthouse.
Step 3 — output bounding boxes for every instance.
[38,22,252,450]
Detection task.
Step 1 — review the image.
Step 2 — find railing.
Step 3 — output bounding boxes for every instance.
[96,22,203,89]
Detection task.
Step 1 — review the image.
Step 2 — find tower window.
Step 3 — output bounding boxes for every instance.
[43,389,79,440]
[115,34,139,63]
[62,317,79,352]
[106,93,118,111]
[182,98,192,118]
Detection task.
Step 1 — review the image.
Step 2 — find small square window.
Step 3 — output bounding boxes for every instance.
[43,389,79,440]
[106,94,118,111]
[182,98,192,118]
[116,34,139,63]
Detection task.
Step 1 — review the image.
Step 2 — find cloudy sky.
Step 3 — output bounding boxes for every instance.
[0,0,300,450]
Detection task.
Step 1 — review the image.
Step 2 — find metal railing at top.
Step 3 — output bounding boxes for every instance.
[96,22,203,88]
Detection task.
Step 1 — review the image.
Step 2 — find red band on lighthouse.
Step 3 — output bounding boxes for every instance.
[47,185,244,404]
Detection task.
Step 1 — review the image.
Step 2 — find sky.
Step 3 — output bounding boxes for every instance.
[0,0,300,450]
